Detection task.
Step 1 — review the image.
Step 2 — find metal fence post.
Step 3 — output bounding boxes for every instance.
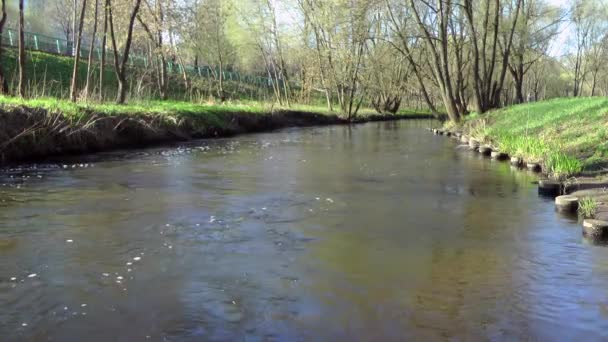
[8,30,13,46]
[56,39,61,54]
[34,35,39,50]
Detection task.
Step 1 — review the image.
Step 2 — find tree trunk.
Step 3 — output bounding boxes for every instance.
[72,0,78,56]
[108,0,142,104]
[515,76,524,104]
[0,0,8,94]
[137,1,167,100]
[17,0,25,98]
[84,0,99,100]
[70,0,88,102]
[100,0,108,100]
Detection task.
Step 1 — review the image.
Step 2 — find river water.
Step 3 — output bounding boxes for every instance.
[1,120,608,341]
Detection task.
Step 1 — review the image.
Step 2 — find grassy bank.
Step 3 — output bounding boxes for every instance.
[449,97,608,178]
[0,96,431,164]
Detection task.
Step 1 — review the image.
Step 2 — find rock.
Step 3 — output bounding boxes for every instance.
[454,132,462,138]
[555,195,579,213]
[438,130,445,135]
[456,144,471,150]
[491,151,509,161]
[594,205,608,221]
[583,219,608,239]
[460,136,469,144]
[479,145,493,156]
[510,157,522,166]
[469,139,480,151]
[526,163,541,172]
[564,177,608,194]
[569,189,608,199]
[538,179,562,197]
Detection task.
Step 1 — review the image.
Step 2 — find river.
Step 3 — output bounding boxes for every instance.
[1,120,608,341]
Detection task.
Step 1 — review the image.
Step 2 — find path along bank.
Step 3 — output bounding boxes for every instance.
[433,97,608,243]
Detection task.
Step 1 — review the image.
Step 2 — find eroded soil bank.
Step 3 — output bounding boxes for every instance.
[0,106,429,164]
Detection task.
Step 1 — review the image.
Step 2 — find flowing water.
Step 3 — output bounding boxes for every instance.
[1,120,608,341]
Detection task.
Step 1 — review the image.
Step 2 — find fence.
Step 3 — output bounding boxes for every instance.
[0,28,281,89]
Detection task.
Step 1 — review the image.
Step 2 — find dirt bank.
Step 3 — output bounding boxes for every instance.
[0,106,429,165]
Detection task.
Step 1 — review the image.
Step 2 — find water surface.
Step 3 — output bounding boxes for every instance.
[1,120,607,341]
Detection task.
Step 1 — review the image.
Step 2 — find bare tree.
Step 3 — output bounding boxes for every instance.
[17,0,26,98]
[70,0,88,102]
[384,0,440,115]
[138,0,168,100]
[84,0,100,99]
[100,0,109,99]
[508,0,562,104]
[409,0,462,122]
[0,0,8,94]
[108,0,143,104]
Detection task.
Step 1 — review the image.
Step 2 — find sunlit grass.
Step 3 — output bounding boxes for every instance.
[0,94,433,121]
[457,97,608,176]
[579,197,599,219]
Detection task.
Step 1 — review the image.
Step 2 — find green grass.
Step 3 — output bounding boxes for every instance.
[579,197,599,219]
[0,95,292,118]
[0,95,429,122]
[457,97,608,177]
[0,48,272,101]
[0,48,432,120]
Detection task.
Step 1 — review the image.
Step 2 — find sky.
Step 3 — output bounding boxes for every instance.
[547,0,574,57]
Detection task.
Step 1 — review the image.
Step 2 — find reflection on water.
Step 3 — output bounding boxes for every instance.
[1,121,608,340]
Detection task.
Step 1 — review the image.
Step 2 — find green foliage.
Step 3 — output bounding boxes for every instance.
[579,197,599,219]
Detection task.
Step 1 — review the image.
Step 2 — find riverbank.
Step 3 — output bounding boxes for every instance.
[444,97,608,178]
[438,97,608,242]
[0,96,434,164]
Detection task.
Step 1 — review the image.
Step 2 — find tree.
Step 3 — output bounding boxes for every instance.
[508,0,562,104]
[0,0,8,94]
[297,0,373,120]
[241,0,293,107]
[108,0,143,104]
[84,0,100,100]
[17,0,26,98]
[409,0,463,122]
[70,0,88,102]
[464,0,522,112]
[190,0,236,101]
[137,0,169,100]
[384,0,440,115]
[100,0,110,99]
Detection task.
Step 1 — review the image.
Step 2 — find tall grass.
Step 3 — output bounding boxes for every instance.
[457,97,608,176]
[579,197,599,219]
